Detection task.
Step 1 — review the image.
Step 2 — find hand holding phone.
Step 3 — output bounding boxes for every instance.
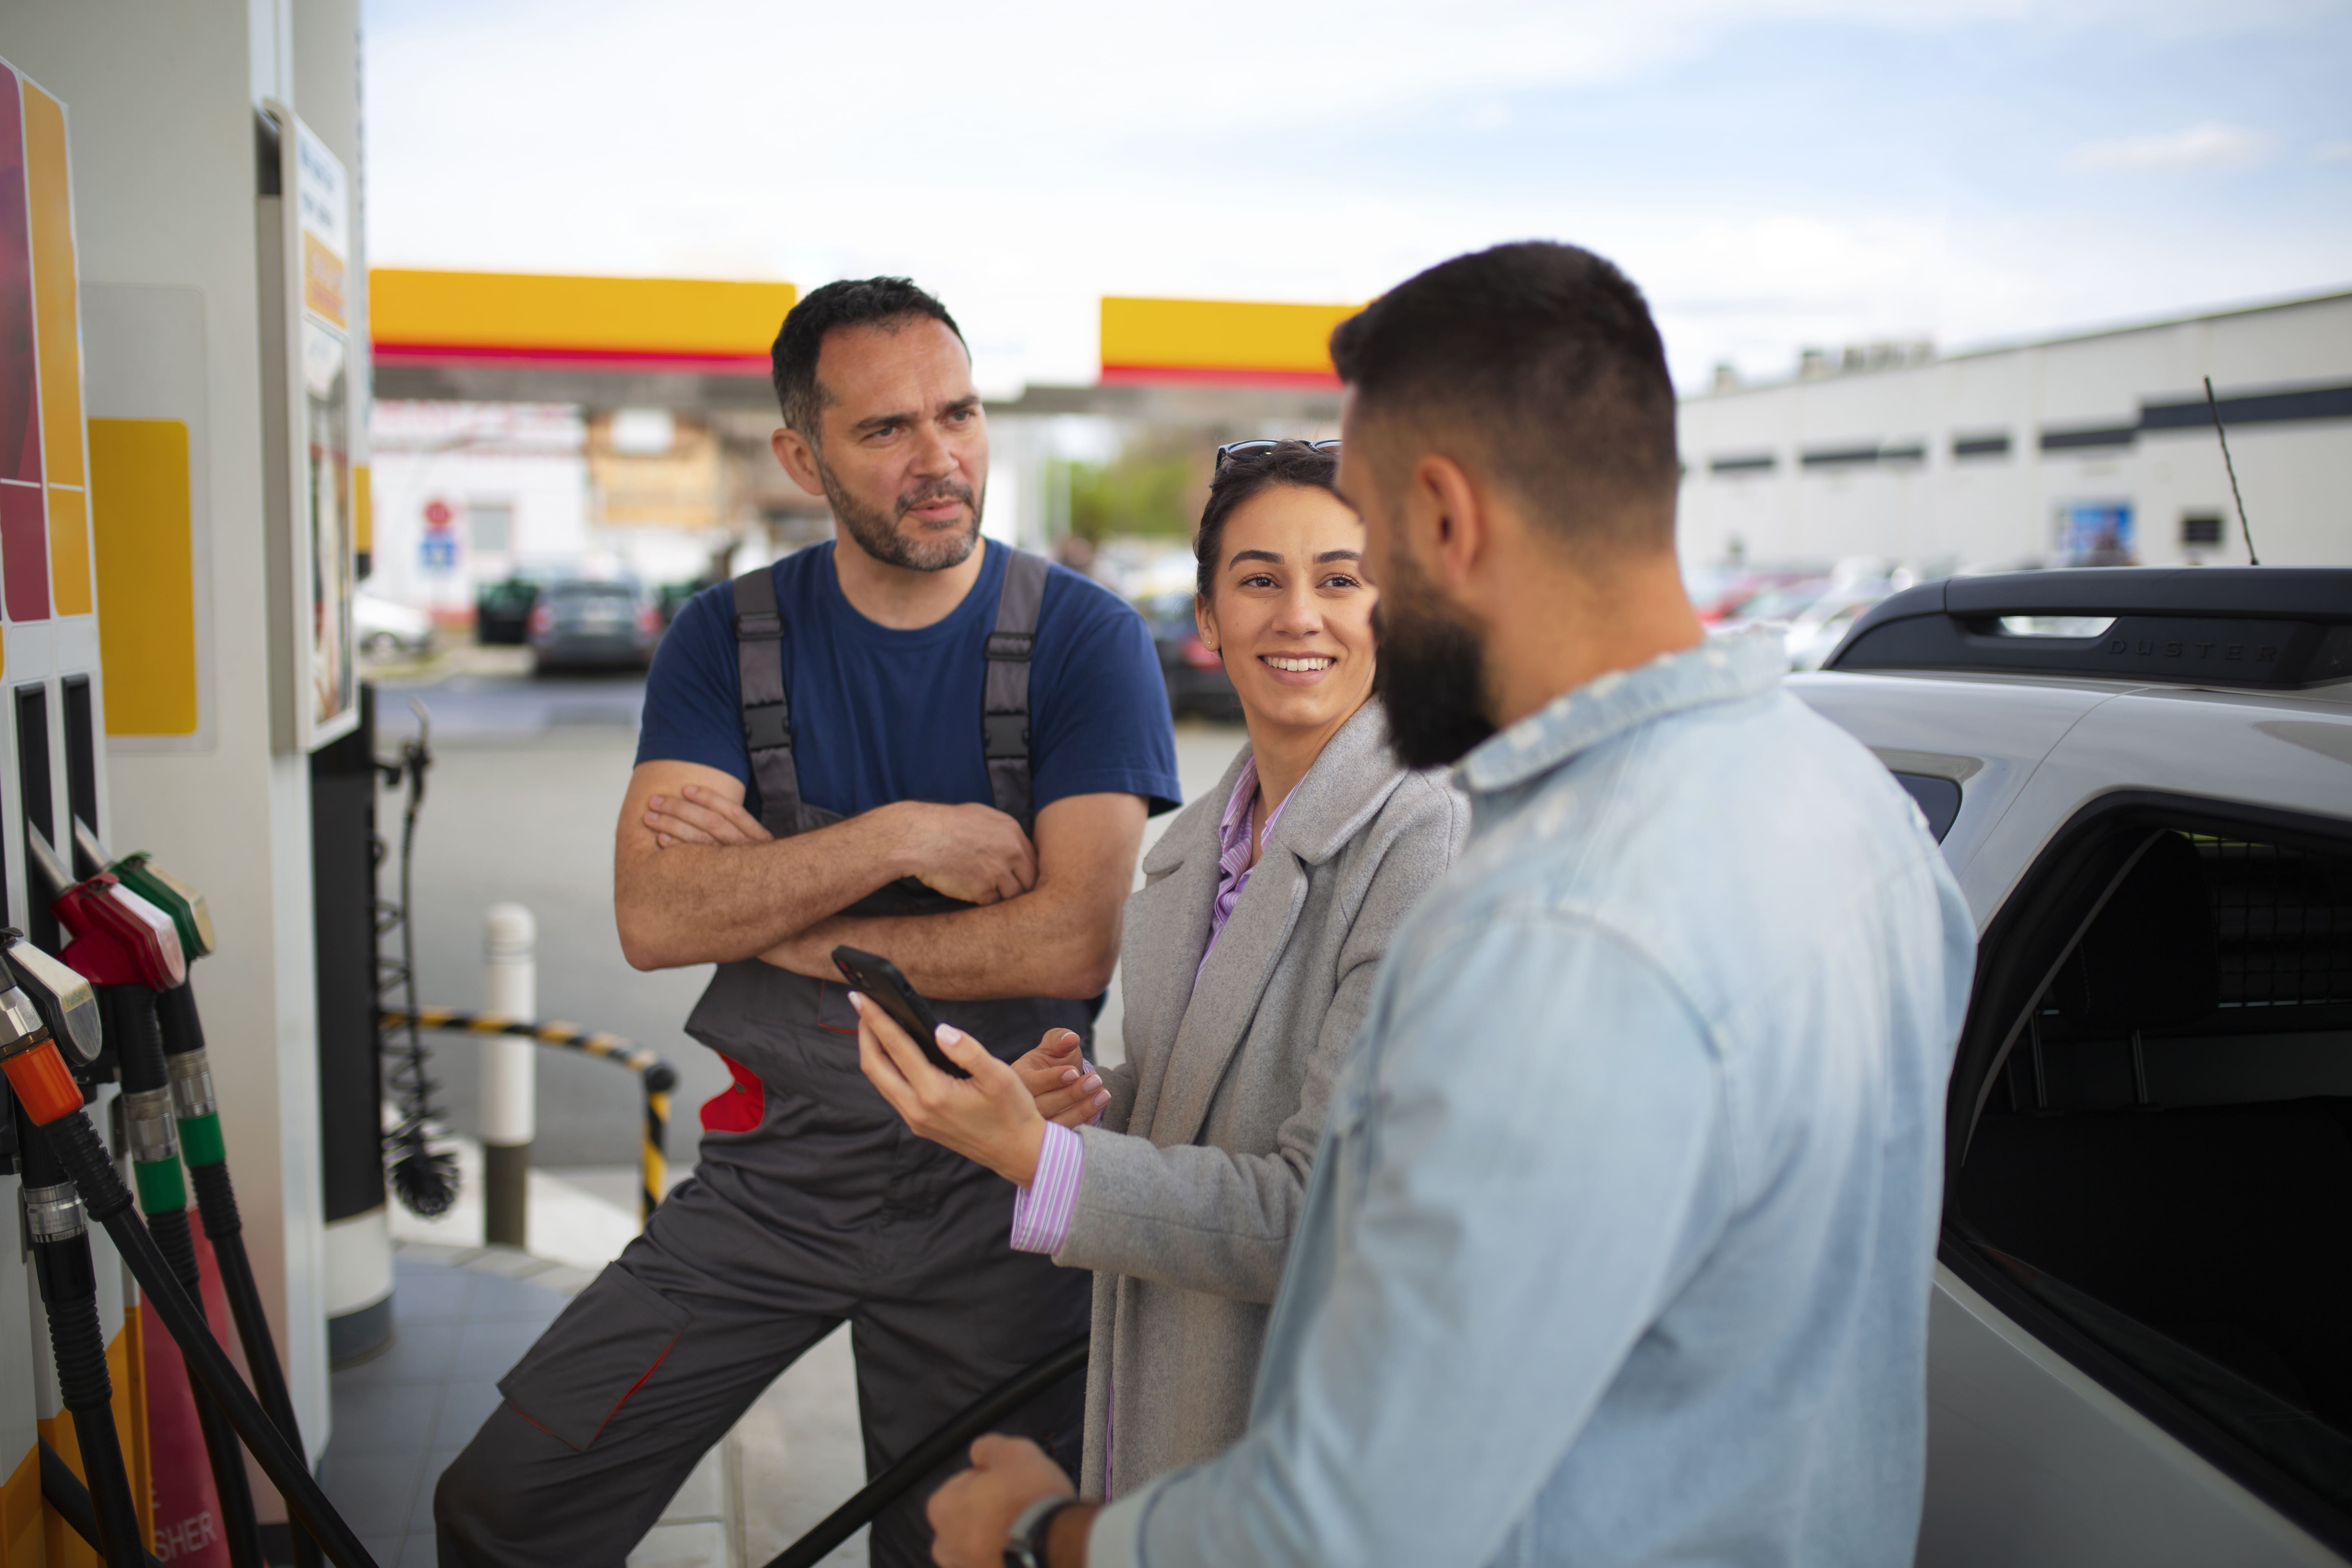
[831,945,971,1079]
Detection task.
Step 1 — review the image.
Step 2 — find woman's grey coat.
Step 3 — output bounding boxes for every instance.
[1055,699,1466,1497]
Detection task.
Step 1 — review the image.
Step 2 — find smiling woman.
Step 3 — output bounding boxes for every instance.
[844,433,1465,1507]
[1192,441,1380,848]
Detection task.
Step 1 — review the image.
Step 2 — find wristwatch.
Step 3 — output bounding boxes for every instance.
[1003,1495,1077,1568]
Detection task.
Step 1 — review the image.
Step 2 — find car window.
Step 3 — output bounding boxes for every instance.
[1890,772,1962,841]
[1953,818,2352,1538]
[552,585,637,608]
[1134,590,1194,624]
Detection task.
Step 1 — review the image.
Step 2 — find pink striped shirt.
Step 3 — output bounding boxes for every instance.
[1010,757,1287,1256]
[1008,758,1290,1493]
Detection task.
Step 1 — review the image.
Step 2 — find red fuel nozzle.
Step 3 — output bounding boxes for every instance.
[56,877,186,991]
[27,823,186,991]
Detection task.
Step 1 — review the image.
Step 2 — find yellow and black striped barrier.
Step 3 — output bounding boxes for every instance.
[379,1008,677,1225]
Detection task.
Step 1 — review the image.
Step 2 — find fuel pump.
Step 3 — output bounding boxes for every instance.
[0,945,380,1568]
[22,831,265,1568]
[69,820,327,1568]
[5,950,143,1568]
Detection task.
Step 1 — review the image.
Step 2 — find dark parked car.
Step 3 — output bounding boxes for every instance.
[529,579,663,673]
[475,575,542,645]
[1136,589,1241,721]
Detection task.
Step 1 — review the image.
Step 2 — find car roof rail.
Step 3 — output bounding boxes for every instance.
[1823,567,2352,690]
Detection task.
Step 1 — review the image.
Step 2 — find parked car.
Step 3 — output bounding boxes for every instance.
[1135,588,1242,721]
[474,574,542,646]
[656,579,708,628]
[1792,566,2352,1566]
[1782,574,1910,670]
[529,579,663,673]
[353,592,433,657]
[1693,569,1823,625]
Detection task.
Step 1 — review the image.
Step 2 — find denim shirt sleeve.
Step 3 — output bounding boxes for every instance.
[1089,912,1730,1568]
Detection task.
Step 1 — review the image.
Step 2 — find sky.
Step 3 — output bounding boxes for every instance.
[361,0,2352,396]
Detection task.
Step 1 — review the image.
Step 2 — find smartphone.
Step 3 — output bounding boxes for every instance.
[831,945,970,1079]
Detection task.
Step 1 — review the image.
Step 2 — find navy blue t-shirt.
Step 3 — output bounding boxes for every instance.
[637,540,1181,824]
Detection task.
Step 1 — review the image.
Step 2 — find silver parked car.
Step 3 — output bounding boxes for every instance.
[529,578,662,673]
[1793,567,2352,1566]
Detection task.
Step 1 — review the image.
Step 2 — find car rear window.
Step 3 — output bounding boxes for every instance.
[1956,821,2352,1532]
[552,585,636,608]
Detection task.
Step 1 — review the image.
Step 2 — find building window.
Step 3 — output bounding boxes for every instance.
[1953,432,2011,460]
[1801,444,1881,469]
[2182,512,2225,548]
[2139,382,2352,431]
[2041,425,2138,453]
[1709,452,1776,475]
[470,501,514,554]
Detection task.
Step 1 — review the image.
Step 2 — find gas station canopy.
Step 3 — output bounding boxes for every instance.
[371,269,1356,421]
[371,269,799,409]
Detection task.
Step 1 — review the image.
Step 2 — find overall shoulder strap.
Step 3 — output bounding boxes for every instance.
[982,548,1049,828]
[729,565,803,835]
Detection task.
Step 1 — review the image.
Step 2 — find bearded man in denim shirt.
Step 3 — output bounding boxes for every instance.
[923,241,1977,1568]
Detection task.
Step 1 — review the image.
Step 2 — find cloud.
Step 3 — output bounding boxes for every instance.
[2067,122,2268,171]
[2314,140,2352,163]
[359,0,2352,395]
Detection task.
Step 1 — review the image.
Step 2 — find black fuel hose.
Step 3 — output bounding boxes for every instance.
[16,1101,147,1568]
[39,1439,169,1568]
[156,980,323,1568]
[110,986,266,1568]
[36,1107,382,1568]
[762,1336,1091,1568]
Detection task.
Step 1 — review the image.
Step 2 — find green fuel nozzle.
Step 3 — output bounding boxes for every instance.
[75,818,214,963]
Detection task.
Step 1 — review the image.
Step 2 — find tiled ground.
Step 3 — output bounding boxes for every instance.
[318,1247,594,1568]
[318,1243,865,1568]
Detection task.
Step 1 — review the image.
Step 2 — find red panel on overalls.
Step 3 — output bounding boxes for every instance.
[699,1053,766,1133]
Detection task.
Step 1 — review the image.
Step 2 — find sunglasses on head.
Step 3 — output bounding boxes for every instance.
[1214,438,1341,470]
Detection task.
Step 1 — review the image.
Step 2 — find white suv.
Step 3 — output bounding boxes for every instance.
[1793,566,2352,1567]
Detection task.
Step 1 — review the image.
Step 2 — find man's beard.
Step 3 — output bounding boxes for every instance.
[1372,548,1497,771]
[820,459,982,572]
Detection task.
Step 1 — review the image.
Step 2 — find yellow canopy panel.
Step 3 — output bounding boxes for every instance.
[1100,296,1361,387]
[371,270,798,372]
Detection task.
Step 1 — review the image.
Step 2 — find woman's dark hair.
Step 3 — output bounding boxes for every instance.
[1194,441,1343,600]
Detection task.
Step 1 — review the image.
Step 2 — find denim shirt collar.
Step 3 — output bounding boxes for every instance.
[1457,628,1786,797]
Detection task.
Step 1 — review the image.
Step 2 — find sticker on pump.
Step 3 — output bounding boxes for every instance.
[106,884,189,988]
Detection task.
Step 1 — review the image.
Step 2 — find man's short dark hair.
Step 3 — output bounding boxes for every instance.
[770,277,964,442]
[1328,242,1679,552]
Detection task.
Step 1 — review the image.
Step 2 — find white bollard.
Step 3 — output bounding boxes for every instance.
[482,902,537,1249]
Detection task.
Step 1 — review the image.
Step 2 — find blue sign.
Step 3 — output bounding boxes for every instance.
[2056,501,2134,567]
[420,532,457,570]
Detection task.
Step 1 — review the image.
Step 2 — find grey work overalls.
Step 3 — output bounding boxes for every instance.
[438,547,1094,1568]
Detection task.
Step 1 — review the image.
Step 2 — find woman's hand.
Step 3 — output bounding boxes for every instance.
[645,784,774,849]
[1011,1029,1110,1128]
[853,993,1049,1186]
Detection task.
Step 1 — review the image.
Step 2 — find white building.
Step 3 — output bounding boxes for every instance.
[368,401,592,618]
[1676,291,2352,573]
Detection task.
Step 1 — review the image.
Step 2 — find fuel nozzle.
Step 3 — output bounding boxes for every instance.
[76,818,214,962]
[2,932,104,1067]
[28,826,187,991]
[0,945,79,1126]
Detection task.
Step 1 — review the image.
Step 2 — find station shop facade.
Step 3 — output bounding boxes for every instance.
[1675,290,2352,575]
